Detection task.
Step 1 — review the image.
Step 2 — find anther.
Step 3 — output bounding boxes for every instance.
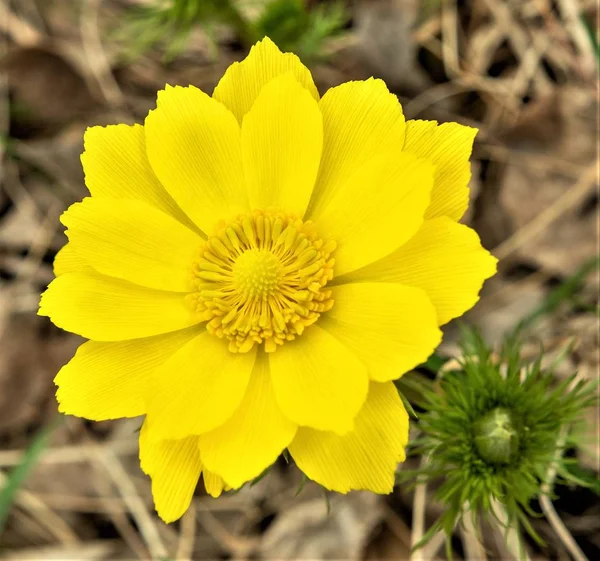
[190,210,335,353]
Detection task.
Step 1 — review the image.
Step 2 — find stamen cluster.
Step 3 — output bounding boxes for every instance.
[188,210,336,353]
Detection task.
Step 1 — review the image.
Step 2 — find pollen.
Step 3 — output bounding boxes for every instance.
[188,210,336,353]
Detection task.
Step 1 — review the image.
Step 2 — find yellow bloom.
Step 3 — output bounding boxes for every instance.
[40,38,497,523]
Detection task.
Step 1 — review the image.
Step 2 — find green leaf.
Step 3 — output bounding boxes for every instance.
[396,387,418,419]
[294,473,309,497]
[420,352,448,374]
[254,0,348,63]
[562,463,600,495]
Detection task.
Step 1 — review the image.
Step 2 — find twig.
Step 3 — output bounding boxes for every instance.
[0,1,42,46]
[403,75,517,119]
[556,0,597,78]
[383,502,412,544]
[18,0,48,33]
[507,32,549,105]
[412,15,442,45]
[539,373,590,561]
[80,0,125,106]
[0,17,8,185]
[28,493,129,514]
[0,471,79,546]
[480,0,552,95]
[490,499,531,561]
[540,466,589,561]
[493,161,599,261]
[13,202,62,283]
[89,457,150,560]
[418,529,448,561]
[175,502,197,561]
[95,448,168,560]
[0,439,138,467]
[441,0,460,79]
[410,454,429,561]
[196,501,260,558]
[460,506,488,561]
[479,143,587,178]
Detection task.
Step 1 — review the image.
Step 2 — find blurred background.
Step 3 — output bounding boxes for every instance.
[0,0,598,559]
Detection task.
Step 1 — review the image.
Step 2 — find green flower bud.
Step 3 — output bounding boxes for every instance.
[397,327,596,548]
[473,407,520,464]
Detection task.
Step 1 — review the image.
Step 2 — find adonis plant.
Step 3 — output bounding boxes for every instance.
[401,328,596,556]
[39,37,498,522]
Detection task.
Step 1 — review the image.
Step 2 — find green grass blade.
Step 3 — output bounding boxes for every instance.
[0,416,62,533]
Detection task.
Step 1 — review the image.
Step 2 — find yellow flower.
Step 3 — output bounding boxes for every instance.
[39,37,497,523]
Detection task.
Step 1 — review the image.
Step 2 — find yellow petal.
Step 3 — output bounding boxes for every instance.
[145,331,256,441]
[39,271,200,341]
[139,421,201,523]
[339,218,497,325]
[269,325,368,434]
[145,85,248,233]
[241,73,322,217]
[81,124,193,228]
[61,197,202,292]
[289,381,409,493]
[321,283,441,382]
[311,151,434,276]
[403,120,477,222]
[202,470,226,498]
[198,352,297,489]
[55,327,201,420]
[213,37,319,123]
[53,243,90,276]
[307,78,406,218]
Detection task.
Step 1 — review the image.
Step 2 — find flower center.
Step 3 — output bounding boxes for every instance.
[188,210,336,353]
[233,249,281,299]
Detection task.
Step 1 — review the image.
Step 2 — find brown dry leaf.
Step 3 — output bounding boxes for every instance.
[14,122,89,199]
[13,105,140,203]
[353,0,432,94]
[23,429,101,503]
[364,514,412,560]
[2,47,98,138]
[0,190,44,250]
[497,86,597,278]
[0,315,80,434]
[443,276,547,348]
[259,490,382,560]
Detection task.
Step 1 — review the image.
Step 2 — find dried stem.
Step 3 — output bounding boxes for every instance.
[493,161,599,261]
[490,499,531,561]
[0,472,79,546]
[410,454,430,561]
[95,449,168,560]
[175,503,197,561]
[80,0,125,106]
[539,373,590,561]
[460,506,488,561]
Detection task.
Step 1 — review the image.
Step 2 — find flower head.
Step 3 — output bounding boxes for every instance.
[39,37,496,522]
